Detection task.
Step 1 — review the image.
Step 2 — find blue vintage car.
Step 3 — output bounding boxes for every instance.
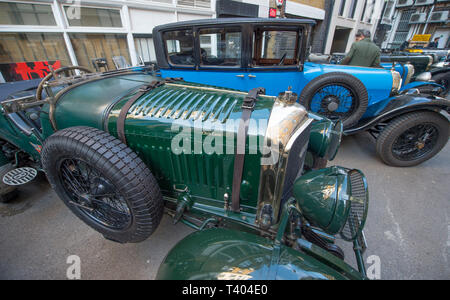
[153,18,450,167]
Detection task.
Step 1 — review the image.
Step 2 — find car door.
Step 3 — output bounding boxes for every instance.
[242,26,304,96]
[159,26,249,92]
[193,26,249,92]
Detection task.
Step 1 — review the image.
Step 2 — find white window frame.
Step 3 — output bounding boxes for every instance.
[0,0,215,68]
[0,0,59,30]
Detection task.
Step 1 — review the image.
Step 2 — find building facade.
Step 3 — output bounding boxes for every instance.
[322,0,385,54]
[381,0,450,49]
[0,0,215,81]
[0,0,332,82]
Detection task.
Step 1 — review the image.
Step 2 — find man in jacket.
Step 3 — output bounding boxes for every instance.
[427,37,439,49]
[340,29,381,68]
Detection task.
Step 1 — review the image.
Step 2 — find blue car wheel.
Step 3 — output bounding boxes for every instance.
[299,72,368,128]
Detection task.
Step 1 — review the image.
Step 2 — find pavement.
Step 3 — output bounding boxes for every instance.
[0,132,449,280]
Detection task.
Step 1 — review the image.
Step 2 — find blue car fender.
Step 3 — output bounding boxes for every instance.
[344,94,450,135]
[399,81,444,92]
[302,62,393,109]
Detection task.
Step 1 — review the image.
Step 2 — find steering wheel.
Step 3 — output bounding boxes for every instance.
[278,53,287,66]
[36,66,93,101]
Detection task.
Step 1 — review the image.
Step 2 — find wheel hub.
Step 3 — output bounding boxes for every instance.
[323,95,340,112]
[416,142,425,150]
[78,193,92,205]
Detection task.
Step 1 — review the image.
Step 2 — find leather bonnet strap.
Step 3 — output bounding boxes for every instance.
[231,87,266,213]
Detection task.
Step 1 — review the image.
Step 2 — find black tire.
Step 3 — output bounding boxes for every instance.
[41,126,164,243]
[376,112,449,167]
[299,72,368,129]
[0,164,18,203]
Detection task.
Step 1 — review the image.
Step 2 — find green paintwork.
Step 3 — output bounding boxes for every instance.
[381,53,432,76]
[0,110,42,162]
[41,73,158,137]
[0,149,9,167]
[0,70,369,279]
[105,82,273,212]
[156,227,364,280]
[308,113,342,160]
[51,74,274,221]
[293,166,350,235]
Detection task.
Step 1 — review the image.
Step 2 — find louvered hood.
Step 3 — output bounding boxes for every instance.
[102,79,276,210]
[126,83,241,123]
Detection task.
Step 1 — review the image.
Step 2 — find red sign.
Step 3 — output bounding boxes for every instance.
[0,60,61,82]
[269,8,277,18]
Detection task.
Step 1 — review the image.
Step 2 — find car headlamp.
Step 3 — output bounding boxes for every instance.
[404,63,414,85]
[308,115,343,161]
[391,70,402,94]
[293,166,369,240]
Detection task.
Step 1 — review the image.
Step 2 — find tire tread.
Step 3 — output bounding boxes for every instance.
[42,126,164,243]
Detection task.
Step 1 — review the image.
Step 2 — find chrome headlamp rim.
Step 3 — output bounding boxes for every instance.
[404,63,415,86]
[391,70,402,94]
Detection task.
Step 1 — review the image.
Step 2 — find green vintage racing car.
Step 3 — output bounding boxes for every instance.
[1,66,369,280]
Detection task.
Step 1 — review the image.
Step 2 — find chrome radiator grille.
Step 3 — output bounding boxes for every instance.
[341,169,369,241]
[280,123,312,207]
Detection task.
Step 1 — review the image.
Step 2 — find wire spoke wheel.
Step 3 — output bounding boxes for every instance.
[59,158,131,230]
[310,83,356,120]
[392,123,439,161]
[299,72,368,129]
[42,127,163,243]
[376,112,449,167]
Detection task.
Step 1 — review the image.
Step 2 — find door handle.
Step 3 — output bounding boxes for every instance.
[248,74,256,78]
[236,74,245,78]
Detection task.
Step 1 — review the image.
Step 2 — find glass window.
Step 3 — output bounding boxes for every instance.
[360,0,367,21]
[199,28,241,67]
[177,0,211,8]
[163,30,195,66]
[134,37,156,63]
[0,33,70,64]
[69,33,130,70]
[381,1,395,24]
[0,3,56,26]
[339,0,346,16]
[253,30,300,66]
[64,6,122,27]
[365,0,375,23]
[0,33,70,82]
[348,0,357,19]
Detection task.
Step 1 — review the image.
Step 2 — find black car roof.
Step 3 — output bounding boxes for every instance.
[153,17,316,31]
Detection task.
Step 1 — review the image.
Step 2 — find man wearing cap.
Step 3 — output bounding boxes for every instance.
[340,29,381,68]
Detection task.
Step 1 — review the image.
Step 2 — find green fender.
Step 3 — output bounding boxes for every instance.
[156,227,364,280]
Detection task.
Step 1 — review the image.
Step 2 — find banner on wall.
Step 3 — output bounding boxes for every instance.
[0,60,61,83]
